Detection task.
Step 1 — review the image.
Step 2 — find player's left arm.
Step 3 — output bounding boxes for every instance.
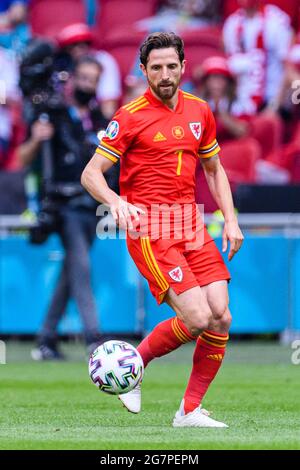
[201,154,244,261]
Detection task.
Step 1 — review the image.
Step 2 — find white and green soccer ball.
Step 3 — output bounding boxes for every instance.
[89,340,144,395]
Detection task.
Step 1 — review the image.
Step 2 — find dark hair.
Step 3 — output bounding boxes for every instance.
[139,32,184,67]
[74,56,102,73]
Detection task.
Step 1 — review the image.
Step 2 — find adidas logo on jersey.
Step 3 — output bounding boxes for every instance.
[153,132,167,142]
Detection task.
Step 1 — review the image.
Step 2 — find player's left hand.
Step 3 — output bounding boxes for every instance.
[222,219,244,261]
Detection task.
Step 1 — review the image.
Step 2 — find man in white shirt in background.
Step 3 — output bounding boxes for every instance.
[223,0,293,111]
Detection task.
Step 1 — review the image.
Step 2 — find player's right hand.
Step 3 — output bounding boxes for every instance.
[110,197,145,231]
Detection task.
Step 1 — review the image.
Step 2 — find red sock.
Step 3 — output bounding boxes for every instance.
[137,317,195,367]
[183,330,229,414]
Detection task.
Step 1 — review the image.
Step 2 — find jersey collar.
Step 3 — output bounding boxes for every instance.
[144,87,184,114]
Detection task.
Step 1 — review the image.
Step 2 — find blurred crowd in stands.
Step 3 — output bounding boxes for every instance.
[1,0,300,214]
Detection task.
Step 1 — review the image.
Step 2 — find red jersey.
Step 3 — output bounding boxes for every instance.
[96,88,220,208]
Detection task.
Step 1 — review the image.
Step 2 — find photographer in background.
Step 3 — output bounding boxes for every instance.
[18,56,115,360]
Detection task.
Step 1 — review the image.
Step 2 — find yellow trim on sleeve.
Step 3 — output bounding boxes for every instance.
[199,146,220,158]
[199,139,217,151]
[101,141,122,156]
[96,148,118,163]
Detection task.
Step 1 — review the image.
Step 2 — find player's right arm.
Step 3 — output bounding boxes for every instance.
[82,105,145,230]
[81,152,143,231]
[81,151,117,207]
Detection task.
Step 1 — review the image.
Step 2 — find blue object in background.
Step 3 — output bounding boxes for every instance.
[90,234,140,333]
[0,0,29,13]
[85,0,97,26]
[144,235,292,334]
[219,236,289,333]
[0,234,299,335]
[0,234,140,335]
[291,237,300,330]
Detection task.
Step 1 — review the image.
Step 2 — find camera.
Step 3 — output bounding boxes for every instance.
[19,39,68,121]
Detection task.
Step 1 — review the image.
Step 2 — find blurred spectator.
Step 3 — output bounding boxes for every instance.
[191,56,255,137]
[0,0,31,57]
[259,41,300,182]
[223,0,300,32]
[0,46,21,170]
[193,55,285,210]
[136,0,222,32]
[56,23,122,118]
[193,56,258,211]
[271,37,300,114]
[192,56,282,153]
[17,56,115,359]
[223,0,293,110]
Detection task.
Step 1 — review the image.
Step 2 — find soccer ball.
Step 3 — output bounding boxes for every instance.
[89,340,144,395]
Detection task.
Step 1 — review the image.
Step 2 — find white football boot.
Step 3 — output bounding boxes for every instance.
[118,382,142,414]
[173,399,228,428]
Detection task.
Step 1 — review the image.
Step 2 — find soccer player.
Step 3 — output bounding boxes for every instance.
[81,32,244,427]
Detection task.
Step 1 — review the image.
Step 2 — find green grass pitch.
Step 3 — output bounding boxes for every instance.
[0,341,299,450]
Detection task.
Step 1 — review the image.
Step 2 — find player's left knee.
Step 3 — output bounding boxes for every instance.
[212,301,231,321]
[213,305,232,330]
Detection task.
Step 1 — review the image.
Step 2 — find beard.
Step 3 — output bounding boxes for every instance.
[148,78,179,101]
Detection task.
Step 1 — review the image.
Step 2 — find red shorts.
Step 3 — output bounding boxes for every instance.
[126,227,231,304]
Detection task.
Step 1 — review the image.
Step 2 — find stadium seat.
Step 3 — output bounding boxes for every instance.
[196,138,261,213]
[94,0,158,42]
[250,113,284,158]
[222,0,239,19]
[220,137,261,184]
[266,142,300,183]
[29,0,86,38]
[100,29,146,80]
[180,28,224,80]
[181,27,223,50]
